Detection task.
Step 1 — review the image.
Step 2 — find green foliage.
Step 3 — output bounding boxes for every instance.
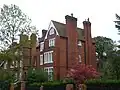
[100,48,120,79]
[108,46,120,79]
[85,79,120,85]
[94,36,115,59]
[94,36,116,73]
[0,69,14,83]
[0,4,38,49]
[28,80,73,87]
[0,81,10,90]
[26,68,48,84]
[115,14,120,34]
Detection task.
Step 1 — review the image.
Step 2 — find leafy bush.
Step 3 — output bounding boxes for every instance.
[0,69,14,83]
[28,80,74,87]
[85,79,120,86]
[67,64,100,84]
[26,68,48,84]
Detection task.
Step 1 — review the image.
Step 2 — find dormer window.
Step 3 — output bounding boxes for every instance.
[40,42,44,51]
[78,41,82,46]
[49,27,55,35]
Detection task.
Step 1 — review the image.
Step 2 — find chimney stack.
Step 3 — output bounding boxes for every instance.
[83,18,92,65]
[42,29,47,37]
[65,14,79,68]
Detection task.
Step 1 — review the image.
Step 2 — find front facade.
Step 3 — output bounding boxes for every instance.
[35,14,97,80]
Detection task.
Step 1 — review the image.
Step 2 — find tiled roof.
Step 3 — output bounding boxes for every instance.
[52,20,84,40]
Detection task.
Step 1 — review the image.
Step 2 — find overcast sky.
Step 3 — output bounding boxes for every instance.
[0,0,120,42]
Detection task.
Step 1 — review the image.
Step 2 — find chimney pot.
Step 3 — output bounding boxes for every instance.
[87,18,89,21]
[71,13,73,17]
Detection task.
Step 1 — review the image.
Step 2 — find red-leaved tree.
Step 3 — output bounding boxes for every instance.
[67,64,100,84]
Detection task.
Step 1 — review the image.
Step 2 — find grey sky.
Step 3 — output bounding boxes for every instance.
[0,0,120,42]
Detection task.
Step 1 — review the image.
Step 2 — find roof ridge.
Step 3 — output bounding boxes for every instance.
[52,20,83,30]
[51,20,65,25]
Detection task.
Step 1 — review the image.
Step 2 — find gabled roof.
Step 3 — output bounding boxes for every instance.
[52,20,84,40]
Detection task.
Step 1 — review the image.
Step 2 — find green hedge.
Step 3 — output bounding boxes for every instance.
[27,80,74,87]
[85,79,120,86]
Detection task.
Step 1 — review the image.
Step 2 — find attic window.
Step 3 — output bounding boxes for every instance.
[49,27,55,35]
[78,41,82,46]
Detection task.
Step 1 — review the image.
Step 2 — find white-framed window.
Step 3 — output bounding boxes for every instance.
[79,55,82,62]
[49,27,55,35]
[44,51,53,64]
[40,42,44,51]
[44,53,47,64]
[44,67,53,81]
[78,41,82,46]
[40,55,43,65]
[49,38,55,47]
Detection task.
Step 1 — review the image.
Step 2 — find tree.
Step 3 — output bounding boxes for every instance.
[0,45,20,70]
[67,64,100,85]
[107,45,120,79]
[0,4,38,50]
[0,68,14,82]
[26,68,48,84]
[114,14,120,34]
[94,36,116,71]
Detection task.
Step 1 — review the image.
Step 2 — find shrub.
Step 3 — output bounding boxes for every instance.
[28,80,74,87]
[67,64,100,84]
[26,68,48,84]
[85,79,120,86]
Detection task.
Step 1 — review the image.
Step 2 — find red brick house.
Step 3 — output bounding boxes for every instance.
[37,14,96,80]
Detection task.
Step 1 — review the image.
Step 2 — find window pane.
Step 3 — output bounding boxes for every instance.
[40,42,44,51]
[44,53,46,64]
[49,38,55,47]
[40,55,43,65]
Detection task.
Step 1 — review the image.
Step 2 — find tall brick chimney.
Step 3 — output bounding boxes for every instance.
[65,14,77,37]
[65,14,79,69]
[83,18,92,65]
[42,29,47,37]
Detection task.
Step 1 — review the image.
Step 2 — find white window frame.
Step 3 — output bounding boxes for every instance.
[79,55,82,62]
[49,38,55,47]
[78,41,82,46]
[44,67,53,81]
[49,27,55,35]
[44,53,47,64]
[40,42,44,51]
[40,55,43,65]
[44,51,53,64]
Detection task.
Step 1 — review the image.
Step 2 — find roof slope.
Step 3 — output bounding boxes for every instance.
[52,20,84,40]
